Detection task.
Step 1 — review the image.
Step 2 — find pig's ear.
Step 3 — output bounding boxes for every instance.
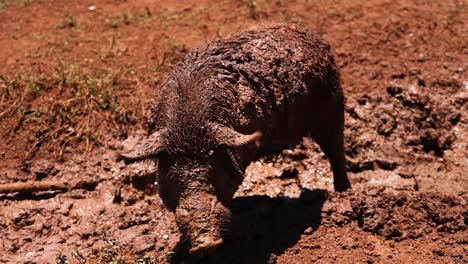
[209,123,262,148]
[118,129,166,164]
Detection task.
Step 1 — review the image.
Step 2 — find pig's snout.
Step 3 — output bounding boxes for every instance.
[175,192,230,255]
[189,236,224,255]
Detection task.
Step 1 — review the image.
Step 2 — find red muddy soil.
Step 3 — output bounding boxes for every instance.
[0,0,466,263]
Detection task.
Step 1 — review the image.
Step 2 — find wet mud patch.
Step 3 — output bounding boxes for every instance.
[344,78,467,193]
[0,151,178,264]
[0,73,466,263]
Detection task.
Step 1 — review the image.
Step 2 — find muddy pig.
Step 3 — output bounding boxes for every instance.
[121,23,351,255]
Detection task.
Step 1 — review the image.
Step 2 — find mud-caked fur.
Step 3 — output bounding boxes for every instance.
[128,23,351,255]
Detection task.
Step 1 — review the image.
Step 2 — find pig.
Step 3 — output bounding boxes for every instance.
[120,23,351,255]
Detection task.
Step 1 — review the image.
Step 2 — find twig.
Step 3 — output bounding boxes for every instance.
[0,179,99,194]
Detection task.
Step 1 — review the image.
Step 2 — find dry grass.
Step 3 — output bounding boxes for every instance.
[0,63,140,160]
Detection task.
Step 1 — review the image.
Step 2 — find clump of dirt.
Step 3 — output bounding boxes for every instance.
[350,190,467,240]
[346,80,464,164]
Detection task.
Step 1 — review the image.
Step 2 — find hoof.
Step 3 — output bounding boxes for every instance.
[334,179,351,192]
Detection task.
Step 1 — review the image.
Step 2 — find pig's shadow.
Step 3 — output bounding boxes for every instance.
[173,189,327,264]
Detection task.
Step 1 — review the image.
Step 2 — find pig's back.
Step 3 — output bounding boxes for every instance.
[149,24,339,139]
[201,24,337,132]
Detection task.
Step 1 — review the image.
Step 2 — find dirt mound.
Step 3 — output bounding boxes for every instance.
[349,190,467,240]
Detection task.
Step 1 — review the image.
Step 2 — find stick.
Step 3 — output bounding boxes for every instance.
[0,180,98,194]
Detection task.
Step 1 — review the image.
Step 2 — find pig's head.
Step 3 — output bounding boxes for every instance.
[120,122,261,255]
